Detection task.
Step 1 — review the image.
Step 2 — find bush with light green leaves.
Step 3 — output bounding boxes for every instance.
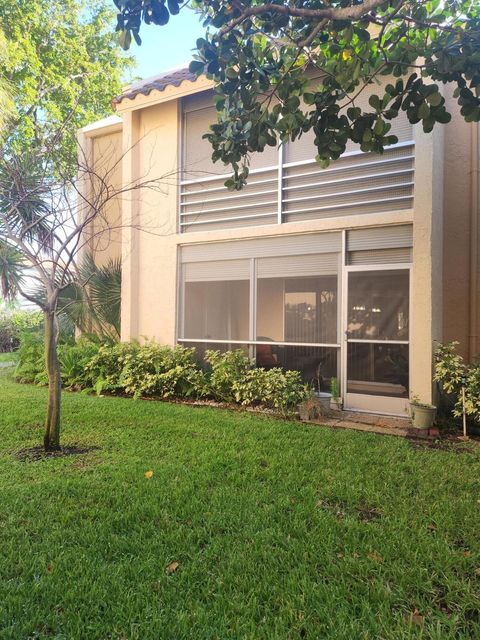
[434,341,480,423]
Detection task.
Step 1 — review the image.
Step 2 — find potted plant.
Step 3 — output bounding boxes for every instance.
[409,395,436,429]
[311,364,331,410]
[330,377,342,411]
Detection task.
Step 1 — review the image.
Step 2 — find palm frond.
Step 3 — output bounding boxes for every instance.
[0,240,24,301]
[57,253,121,340]
[0,154,53,249]
[88,257,122,337]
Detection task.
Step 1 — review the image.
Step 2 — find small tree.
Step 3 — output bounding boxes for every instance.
[0,144,170,450]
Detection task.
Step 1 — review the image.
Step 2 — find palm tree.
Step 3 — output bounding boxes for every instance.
[58,254,122,341]
[0,241,24,302]
[0,152,114,450]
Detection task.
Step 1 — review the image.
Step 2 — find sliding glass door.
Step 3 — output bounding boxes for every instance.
[255,271,338,389]
[179,253,340,388]
[343,267,410,415]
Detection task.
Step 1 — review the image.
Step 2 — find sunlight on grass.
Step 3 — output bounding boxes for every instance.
[0,370,479,639]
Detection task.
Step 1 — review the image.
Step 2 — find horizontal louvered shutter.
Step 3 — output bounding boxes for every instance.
[285,78,413,164]
[347,225,413,251]
[183,103,220,179]
[257,253,338,278]
[181,231,341,263]
[182,92,278,184]
[348,247,412,265]
[183,259,250,282]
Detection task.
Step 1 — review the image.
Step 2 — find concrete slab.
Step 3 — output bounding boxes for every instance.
[306,410,435,439]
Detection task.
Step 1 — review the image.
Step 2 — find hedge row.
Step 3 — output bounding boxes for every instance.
[15,337,310,415]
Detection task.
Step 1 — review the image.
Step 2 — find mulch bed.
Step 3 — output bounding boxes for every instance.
[15,445,98,462]
[408,436,479,454]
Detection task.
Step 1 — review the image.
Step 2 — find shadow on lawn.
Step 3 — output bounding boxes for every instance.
[15,444,99,462]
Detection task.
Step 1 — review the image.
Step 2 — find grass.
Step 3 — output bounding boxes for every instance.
[0,370,479,639]
[0,351,17,363]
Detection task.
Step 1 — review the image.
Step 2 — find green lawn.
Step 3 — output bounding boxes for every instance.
[0,370,479,639]
[0,352,17,363]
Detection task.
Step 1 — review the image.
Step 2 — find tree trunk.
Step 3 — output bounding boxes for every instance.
[44,310,61,451]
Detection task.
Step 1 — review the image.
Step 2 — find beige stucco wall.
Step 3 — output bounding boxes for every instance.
[82,76,479,411]
[120,101,180,343]
[90,131,123,266]
[442,89,480,360]
[77,122,123,268]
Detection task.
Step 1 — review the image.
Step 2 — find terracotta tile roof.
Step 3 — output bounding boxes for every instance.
[113,67,198,105]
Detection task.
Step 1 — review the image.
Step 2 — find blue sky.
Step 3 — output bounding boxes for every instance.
[129,9,206,80]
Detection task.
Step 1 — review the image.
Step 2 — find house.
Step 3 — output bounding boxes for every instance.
[78,67,480,416]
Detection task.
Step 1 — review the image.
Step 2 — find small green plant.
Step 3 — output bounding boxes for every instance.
[409,394,435,409]
[330,377,340,401]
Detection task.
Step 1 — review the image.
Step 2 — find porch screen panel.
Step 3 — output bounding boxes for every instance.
[184,282,249,341]
[347,270,409,341]
[347,343,409,398]
[256,254,338,345]
[183,257,250,341]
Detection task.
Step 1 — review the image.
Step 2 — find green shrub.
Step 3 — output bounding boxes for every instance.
[14,336,309,415]
[0,313,17,353]
[85,342,140,394]
[435,341,480,423]
[118,344,208,399]
[86,342,208,399]
[204,349,253,403]
[0,309,43,353]
[233,367,310,415]
[204,349,309,413]
[58,340,101,390]
[14,329,45,384]
[15,332,100,388]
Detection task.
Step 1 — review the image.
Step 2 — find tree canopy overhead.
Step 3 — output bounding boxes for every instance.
[0,0,134,174]
[115,0,479,186]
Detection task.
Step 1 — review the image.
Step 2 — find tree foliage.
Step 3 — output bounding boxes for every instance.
[0,29,15,138]
[115,0,480,186]
[0,0,134,174]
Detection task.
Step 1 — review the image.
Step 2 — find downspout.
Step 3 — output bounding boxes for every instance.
[469,122,479,359]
